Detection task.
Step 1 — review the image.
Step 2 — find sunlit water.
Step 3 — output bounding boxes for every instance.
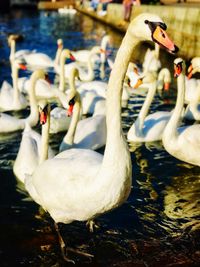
[0,9,200,267]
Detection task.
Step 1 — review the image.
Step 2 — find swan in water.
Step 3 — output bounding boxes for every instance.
[183,57,200,121]
[157,67,171,92]
[59,46,104,82]
[24,13,178,262]
[59,69,106,152]
[0,59,28,111]
[71,35,111,65]
[162,58,200,166]
[127,71,172,142]
[9,36,63,69]
[142,42,161,75]
[0,70,47,133]
[13,102,55,184]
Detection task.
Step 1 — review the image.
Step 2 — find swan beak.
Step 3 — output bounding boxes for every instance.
[132,78,143,89]
[40,110,47,125]
[152,26,179,54]
[164,82,170,91]
[187,64,193,79]
[19,64,27,70]
[67,104,74,117]
[70,54,76,61]
[174,64,182,78]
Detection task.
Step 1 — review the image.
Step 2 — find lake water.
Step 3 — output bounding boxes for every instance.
[0,9,200,267]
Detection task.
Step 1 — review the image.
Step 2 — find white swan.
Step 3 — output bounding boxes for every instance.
[142,42,161,74]
[183,57,200,121]
[0,59,28,111]
[24,13,178,262]
[59,70,106,152]
[162,58,200,166]
[127,72,172,142]
[157,67,171,92]
[71,35,110,65]
[62,46,104,82]
[0,70,46,133]
[13,102,55,184]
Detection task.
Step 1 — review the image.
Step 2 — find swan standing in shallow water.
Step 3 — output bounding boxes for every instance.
[162,58,200,166]
[127,72,172,142]
[0,59,28,111]
[24,13,178,262]
[0,70,47,133]
[13,102,55,184]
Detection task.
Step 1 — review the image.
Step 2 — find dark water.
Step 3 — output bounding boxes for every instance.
[0,9,200,267]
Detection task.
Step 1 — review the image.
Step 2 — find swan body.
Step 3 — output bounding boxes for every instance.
[157,68,171,91]
[0,60,28,111]
[25,13,177,239]
[127,72,171,142]
[162,58,200,166]
[142,43,161,74]
[0,70,46,133]
[71,35,110,64]
[14,121,55,184]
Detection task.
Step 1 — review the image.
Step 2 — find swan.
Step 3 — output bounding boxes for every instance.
[0,59,28,111]
[24,13,178,262]
[142,42,161,74]
[8,34,36,63]
[13,102,55,184]
[71,35,110,65]
[0,70,46,133]
[127,72,172,142]
[59,70,106,152]
[187,57,200,79]
[157,67,171,92]
[162,58,200,166]
[61,46,104,82]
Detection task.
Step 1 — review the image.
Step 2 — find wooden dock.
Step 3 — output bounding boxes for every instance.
[38,0,75,10]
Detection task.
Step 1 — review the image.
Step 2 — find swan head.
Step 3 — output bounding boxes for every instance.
[61,49,76,62]
[128,13,179,54]
[67,90,81,117]
[174,58,185,78]
[30,69,49,83]
[188,57,200,79]
[13,58,27,71]
[38,100,49,125]
[57,38,63,49]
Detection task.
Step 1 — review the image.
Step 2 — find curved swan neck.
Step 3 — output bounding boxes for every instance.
[26,74,39,126]
[54,45,63,66]
[40,104,50,164]
[59,54,66,92]
[9,40,15,63]
[104,32,139,159]
[135,81,157,134]
[63,94,81,145]
[12,64,20,105]
[164,72,185,138]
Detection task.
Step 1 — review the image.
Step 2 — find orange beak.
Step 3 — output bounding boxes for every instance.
[174,64,182,78]
[164,82,170,91]
[70,54,76,61]
[19,64,27,70]
[187,64,193,79]
[40,111,47,125]
[153,26,178,54]
[67,104,74,117]
[132,78,142,89]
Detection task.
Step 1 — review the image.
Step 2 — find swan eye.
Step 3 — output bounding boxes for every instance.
[68,97,75,106]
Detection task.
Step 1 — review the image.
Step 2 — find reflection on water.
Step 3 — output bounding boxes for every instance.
[0,9,200,266]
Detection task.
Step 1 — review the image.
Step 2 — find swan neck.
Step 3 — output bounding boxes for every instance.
[12,64,20,105]
[80,54,95,82]
[54,46,62,66]
[26,75,39,126]
[164,73,185,138]
[63,98,81,145]
[9,40,15,62]
[59,55,65,92]
[135,82,156,133]
[40,105,50,164]
[104,32,138,160]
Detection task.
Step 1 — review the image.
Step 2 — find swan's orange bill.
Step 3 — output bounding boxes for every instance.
[67,104,74,117]
[187,64,193,79]
[70,54,76,61]
[174,64,182,78]
[153,26,178,54]
[19,64,27,70]
[164,82,170,91]
[132,78,142,89]
[40,111,47,125]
